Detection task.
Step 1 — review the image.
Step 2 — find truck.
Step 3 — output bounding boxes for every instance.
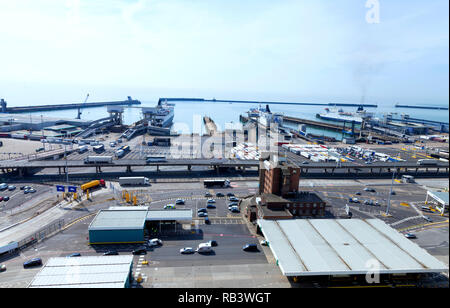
[93,144,105,153]
[203,179,231,188]
[0,241,19,255]
[417,159,438,166]
[119,177,150,186]
[84,156,113,164]
[146,156,167,163]
[78,145,89,154]
[80,179,106,191]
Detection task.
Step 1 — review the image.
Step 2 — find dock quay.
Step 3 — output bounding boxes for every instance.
[157,97,377,108]
[0,97,141,114]
[395,104,448,110]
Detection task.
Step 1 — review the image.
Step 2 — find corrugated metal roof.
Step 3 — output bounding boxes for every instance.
[258,219,449,276]
[89,210,147,231]
[428,191,449,205]
[28,255,133,288]
[146,209,192,221]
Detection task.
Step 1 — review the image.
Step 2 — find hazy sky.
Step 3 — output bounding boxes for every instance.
[0,0,448,106]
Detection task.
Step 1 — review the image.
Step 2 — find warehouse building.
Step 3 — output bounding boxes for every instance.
[257,218,448,280]
[28,255,134,288]
[88,207,193,244]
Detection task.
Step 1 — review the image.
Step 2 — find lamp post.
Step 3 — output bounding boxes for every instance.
[385,169,396,216]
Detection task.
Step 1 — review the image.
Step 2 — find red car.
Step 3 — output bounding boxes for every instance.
[0,197,3,202]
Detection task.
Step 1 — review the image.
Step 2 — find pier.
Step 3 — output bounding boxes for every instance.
[395,104,448,110]
[158,97,378,108]
[0,97,141,114]
[283,116,361,133]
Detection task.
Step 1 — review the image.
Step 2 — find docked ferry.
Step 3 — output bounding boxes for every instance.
[316,106,373,124]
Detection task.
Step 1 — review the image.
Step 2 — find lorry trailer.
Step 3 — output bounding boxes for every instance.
[84,156,113,164]
[119,177,151,186]
[203,179,231,188]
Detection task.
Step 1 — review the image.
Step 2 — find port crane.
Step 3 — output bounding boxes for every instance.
[76,94,90,119]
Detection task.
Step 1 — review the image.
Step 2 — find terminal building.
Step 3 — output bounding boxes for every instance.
[242,153,327,222]
[88,207,193,245]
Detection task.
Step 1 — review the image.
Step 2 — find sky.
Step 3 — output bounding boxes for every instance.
[0,0,448,106]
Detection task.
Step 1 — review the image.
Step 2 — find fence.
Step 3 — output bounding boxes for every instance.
[16,219,65,251]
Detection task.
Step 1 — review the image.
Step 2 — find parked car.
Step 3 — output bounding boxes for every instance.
[229,197,239,202]
[206,204,216,209]
[1,196,8,202]
[204,192,212,197]
[390,191,396,195]
[103,250,119,256]
[0,264,6,272]
[23,258,42,268]
[243,244,258,252]
[197,208,207,213]
[148,238,162,247]
[0,197,3,202]
[230,207,240,213]
[175,199,185,205]
[207,199,216,203]
[226,193,235,197]
[66,253,81,257]
[198,212,208,218]
[404,233,417,239]
[204,217,211,224]
[228,202,238,208]
[423,216,433,223]
[216,192,224,197]
[355,192,361,195]
[180,247,194,254]
[8,185,16,191]
[0,183,8,191]
[132,247,147,255]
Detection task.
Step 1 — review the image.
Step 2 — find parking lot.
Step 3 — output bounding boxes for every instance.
[0,183,53,214]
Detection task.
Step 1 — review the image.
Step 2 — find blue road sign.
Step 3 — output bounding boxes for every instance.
[56,185,65,192]
[68,186,77,193]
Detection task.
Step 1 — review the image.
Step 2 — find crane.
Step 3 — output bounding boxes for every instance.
[76,94,90,119]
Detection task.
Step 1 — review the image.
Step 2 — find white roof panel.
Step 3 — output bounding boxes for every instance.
[146,209,192,221]
[258,219,448,276]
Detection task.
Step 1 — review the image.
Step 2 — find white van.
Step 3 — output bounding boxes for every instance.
[196,243,212,253]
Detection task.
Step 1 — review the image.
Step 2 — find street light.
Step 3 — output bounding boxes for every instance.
[385,169,396,215]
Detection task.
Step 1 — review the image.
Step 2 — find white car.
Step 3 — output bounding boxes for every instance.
[180,247,194,254]
[207,199,216,203]
[148,238,163,247]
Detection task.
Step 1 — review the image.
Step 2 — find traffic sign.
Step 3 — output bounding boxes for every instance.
[56,185,65,192]
[68,186,77,193]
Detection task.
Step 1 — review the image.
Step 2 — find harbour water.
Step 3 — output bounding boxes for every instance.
[9,99,449,140]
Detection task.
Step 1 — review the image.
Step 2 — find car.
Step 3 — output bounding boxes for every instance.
[196,243,213,253]
[364,200,370,205]
[117,138,123,143]
[226,193,235,197]
[204,217,211,224]
[216,192,224,197]
[148,238,162,247]
[375,201,380,206]
[23,258,42,268]
[197,208,207,213]
[0,264,6,272]
[207,199,216,203]
[0,197,3,202]
[132,247,147,255]
[404,233,417,239]
[228,202,238,208]
[243,244,258,252]
[164,204,176,210]
[423,216,433,223]
[8,185,16,191]
[230,207,240,213]
[260,240,269,246]
[204,192,212,197]
[66,253,81,257]
[364,187,375,192]
[1,196,9,202]
[229,197,239,202]
[0,183,8,191]
[175,199,185,205]
[103,250,119,256]
[208,240,218,247]
[198,212,208,218]
[355,192,361,195]
[109,142,117,147]
[29,188,36,193]
[180,247,195,254]
[206,204,216,209]
[390,191,396,195]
